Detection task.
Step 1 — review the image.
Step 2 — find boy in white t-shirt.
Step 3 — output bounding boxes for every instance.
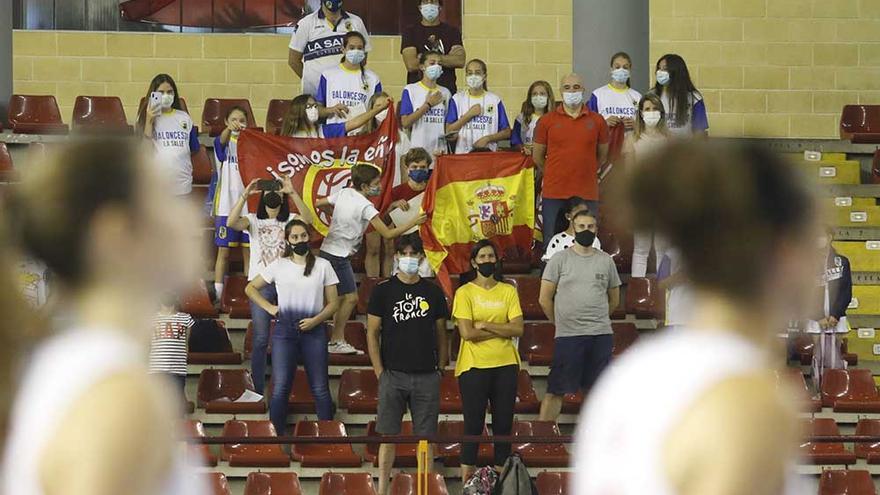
[315,164,427,354]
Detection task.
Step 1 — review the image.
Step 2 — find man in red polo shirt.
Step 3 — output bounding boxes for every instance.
[533,73,610,249]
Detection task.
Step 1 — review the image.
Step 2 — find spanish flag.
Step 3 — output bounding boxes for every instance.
[420,152,536,297]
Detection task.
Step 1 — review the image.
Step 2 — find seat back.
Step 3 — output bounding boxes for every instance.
[366,421,414,459]
[611,322,638,356]
[72,96,131,132]
[356,277,384,314]
[855,419,880,459]
[518,322,555,364]
[0,143,13,171]
[536,472,571,495]
[179,280,219,318]
[840,105,880,140]
[625,277,658,318]
[344,321,369,353]
[319,473,377,495]
[295,419,348,438]
[197,369,257,405]
[818,469,876,495]
[822,369,855,407]
[192,146,214,185]
[8,95,68,134]
[245,472,304,495]
[188,319,234,353]
[203,472,233,495]
[202,98,258,137]
[389,473,448,495]
[221,274,251,318]
[516,370,540,406]
[266,99,292,135]
[338,369,379,412]
[507,275,544,319]
[439,370,462,413]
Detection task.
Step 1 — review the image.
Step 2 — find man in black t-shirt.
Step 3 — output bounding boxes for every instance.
[367,234,448,495]
[401,0,465,94]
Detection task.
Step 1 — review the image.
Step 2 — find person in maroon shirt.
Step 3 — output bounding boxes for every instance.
[401,0,466,95]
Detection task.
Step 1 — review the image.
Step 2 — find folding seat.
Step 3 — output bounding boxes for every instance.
[506,275,545,320]
[180,280,219,318]
[818,469,876,495]
[515,370,541,414]
[364,421,418,467]
[318,473,377,495]
[221,419,290,467]
[221,274,251,318]
[197,369,266,413]
[389,472,449,495]
[266,99,292,136]
[611,322,638,356]
[799,418,856,465]
[188,320,242,365]
[439,370,463,414]
[437,421,493,467]
[625,277,660,319]
[536,472,571,495]
[0,143,17,182]
[855,419,880,463]
[244,472,304,495]
[182,420,217,467]
[202,98,260,137]
[560,391,583,414]
[7,95,69,134]
[328,321,371,366]
[821,369,880,413]
[245,320,275,359]
[596,229,632,275]
[356,277,384,315]
[518,322,555,366]
[266,369,317,414]
[337,369,379,413]
[776,368,821,413]
[501,244,533,274]
[840,105,880,143]
[512,421,569,467]
[202,472,233,495]
[192,146,214,185]
[291,420,362,467]
[72,96,132,133]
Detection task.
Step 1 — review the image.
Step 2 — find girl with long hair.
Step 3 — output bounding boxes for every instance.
[511,80,555,155]
[280,93,389,138]
[653,54,709,136]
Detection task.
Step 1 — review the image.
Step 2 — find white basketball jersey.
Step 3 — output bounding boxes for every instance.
[213,135,247,217]
[317,64,383,125]
[589,84,642,121]
[446,90,509,154]
[400,81,452,153]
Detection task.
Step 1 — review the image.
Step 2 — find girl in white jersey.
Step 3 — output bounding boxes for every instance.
[400,51,452,155]
[653,54,709,137]
[316,31,383,127]
[445,59,512,153]
[588,51,642,134]
[511,80,555,155]
[281,93,389,139]
[138,73,200,196]
[574,140,821,495]
[2,138,206,495]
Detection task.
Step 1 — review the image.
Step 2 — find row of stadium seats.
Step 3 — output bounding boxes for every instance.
[186,418,567,468]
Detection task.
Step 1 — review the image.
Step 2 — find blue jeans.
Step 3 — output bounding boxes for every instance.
[541,198,600,250]
[249,283,277,394]
[269,320,336,435]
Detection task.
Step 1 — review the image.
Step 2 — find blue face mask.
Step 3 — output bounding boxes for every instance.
[656,70,670,86]
[397,256,421,275]
[425,64,443,81]
[409,169,431,183]
[345,49,365,65]
[324,0,343,12]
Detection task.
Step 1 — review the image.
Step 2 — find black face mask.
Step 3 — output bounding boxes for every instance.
[476,262,496,278]
[291,241,310,256]
[264,192,283,209]
[575,229,596,247]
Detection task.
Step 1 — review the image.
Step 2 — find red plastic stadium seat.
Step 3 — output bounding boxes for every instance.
[291,420,362,467]
[221,420,290,467]
[8,95,68,134]
[197,369,266,413]
[0,143,18,182]
[188,320,242,365]
[202,98,260,137]
[182,420,217,467]
[192,146,214,185]
[818,469,877,495]
[502,244,533,274]
[202,472,233,495]
[799,418,856,465]
[245,320,275,359]
[221,274,251,318]
[840,105,880,143]
[180,280,219,318]
[515,370,540,413]
[266,99,292,136]
[855,419,880,463]
[439,370,462,414]
[512,421,569,467]
[328,321,371,366]
[337,369,379,414]
[506,276,545,320]
[625,277,660,319]
[437,421,493,467]
[596,229,632,275]
[793,334,858,367]
[364,421,418,467]
[357,277,384,315]
[266,369,318,414]
[244,472,304,495]
[611,322,639,356]
[518,322,555,366]
[72,96,132,133]
[390,473,449,495]
[318,473,377,495]
[536,472,571,495]
[560,391,583,414]
[821,369,880,413]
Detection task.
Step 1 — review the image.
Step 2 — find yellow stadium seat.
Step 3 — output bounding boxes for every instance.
[848,286,880,315]
[835,206,880,227]
[799,160,862,185]
[833,241,880,272]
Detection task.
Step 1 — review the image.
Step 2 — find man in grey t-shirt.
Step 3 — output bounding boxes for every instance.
[538,210,621,421]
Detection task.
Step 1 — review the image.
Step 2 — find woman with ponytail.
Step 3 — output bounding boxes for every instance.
[246,219,340,434]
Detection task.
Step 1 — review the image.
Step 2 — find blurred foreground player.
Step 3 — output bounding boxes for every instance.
[574,140,821,495]
[2,139,206,495]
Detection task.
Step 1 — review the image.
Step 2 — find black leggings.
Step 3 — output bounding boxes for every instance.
[458,364,518,466]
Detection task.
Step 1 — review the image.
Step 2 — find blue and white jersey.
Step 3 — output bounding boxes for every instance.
[660,90,709,136]
[400,82,452,152]
[510,113,539,147]
[316,64,383,125]
[151,109,199,196]
[290,123,348,139]
[260,257,339,325]
[213,135,246,217]
[289,9,371,96]
[446,91,510,154]
[588,84,642,124]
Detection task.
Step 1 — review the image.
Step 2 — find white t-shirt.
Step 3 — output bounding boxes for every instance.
[149,312,195,376]
[541,231,602,261]
[288,9,371,96]
[213,136,247,217]
[446,90,510,154]
[320,188,379,257]
[151,109,199,196]
[260,257,339,322]
[400,82,452,153]
[316,64,383,126]
[588,84,642,123]
[245,212,299,281]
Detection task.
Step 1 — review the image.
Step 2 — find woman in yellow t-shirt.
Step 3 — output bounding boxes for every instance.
[452,239,524,483]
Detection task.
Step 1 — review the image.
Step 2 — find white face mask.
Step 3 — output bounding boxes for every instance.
[345,49,365,65]
[656,70,671,86]
[425,64,443,81]
[306,107,320,123]
[562,91,583,107]
[466,74,484,90]
[531,94,548,109]
[611,68,630,83]
[397,256,421,275]
[419,3,440,22]
[160,93,174,110]
[642,110,661,127]
[374,108,389,123]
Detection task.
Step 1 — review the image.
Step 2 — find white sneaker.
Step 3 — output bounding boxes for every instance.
[329,341,362,355]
